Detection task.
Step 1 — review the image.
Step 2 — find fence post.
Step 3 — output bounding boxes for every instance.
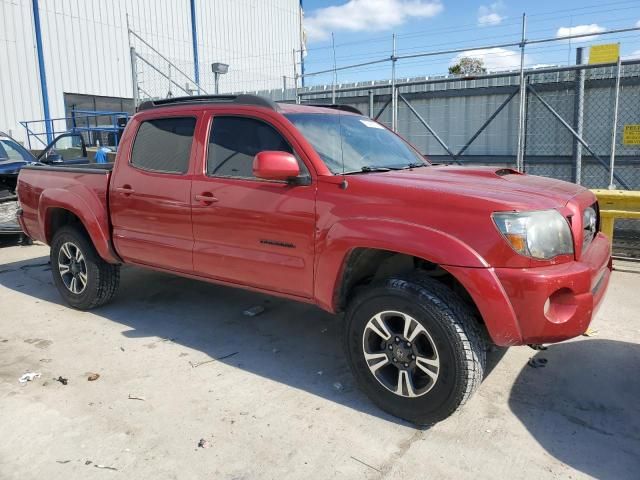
[515,13,527,172]
[292,48,300,104]
[282,76,287,101]
[391,34,397,131]
[130,47,138,107]
[609,53,622,189]
[572,47,585,184]
[369,90,375,118]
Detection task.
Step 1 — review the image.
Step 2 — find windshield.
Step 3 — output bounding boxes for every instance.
[284,113,427,174]
[0,137,35,164]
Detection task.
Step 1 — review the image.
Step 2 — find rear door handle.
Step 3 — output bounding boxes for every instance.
[115,186,135,195]
[194,193,218,204]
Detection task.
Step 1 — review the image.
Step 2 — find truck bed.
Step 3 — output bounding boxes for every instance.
[17,164,112,252]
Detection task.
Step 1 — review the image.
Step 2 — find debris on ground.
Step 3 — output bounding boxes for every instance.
[350,456,381,473]
[56,460,71,464]
[527,358,548,368]
[120,347,125,352]
[39,358,52,363]
[18,372,41,383]
[85,460,92,465]
[528,344,548,350]
[583,328,599,337]
[197,438,211,449]
[55,376,68,385]
[189,351,239,368]
[317,370,323,375]
[272,348,279,353]
[87,373,100,381]
[128,394,145,401]
[243,305,265,317]
[94,464,118,471]
[321,328,328,333]
[333,382,343,391]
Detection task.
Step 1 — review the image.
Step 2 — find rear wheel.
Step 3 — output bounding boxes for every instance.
[50,225,120,310]
[344,274,486,425]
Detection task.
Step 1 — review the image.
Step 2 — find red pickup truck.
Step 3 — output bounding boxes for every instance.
[16,95,611,424]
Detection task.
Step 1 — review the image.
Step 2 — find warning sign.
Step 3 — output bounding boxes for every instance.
[589,44,620,64]
[623,125,640,145]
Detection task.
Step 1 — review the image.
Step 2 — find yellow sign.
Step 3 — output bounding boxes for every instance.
[589,43,620,64]
[623,125,640,145]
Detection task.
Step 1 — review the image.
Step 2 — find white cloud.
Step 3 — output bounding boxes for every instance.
[636,20,640,27]
[451,47,531,72]
[478,3,505,27]
[556,24,605,42]
[304,0,444,41]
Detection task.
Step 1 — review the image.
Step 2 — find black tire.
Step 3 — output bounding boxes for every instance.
[50,225,120,310]
[344,274,486,425]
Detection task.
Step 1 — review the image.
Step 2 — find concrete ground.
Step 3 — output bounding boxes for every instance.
[1,242,639,480]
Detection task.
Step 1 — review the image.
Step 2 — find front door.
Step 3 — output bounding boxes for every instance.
[191,114,316,297]
[110,115,198,273]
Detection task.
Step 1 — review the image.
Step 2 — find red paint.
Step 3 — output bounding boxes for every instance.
[253,151,300,180]
[17,101,612,346]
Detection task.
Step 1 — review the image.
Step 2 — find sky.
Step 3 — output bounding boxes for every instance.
[299,0,640,86]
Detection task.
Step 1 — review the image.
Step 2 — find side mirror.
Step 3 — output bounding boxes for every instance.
[253,151,300,181]
[45,152,63,163]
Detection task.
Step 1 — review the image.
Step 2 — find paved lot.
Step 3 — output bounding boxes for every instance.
[1,242,639,480]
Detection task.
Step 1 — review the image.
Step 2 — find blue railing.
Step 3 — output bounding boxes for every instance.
[20,110,130,149]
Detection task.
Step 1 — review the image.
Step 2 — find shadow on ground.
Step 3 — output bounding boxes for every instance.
[509,339,640,480]
[0,253,525,428]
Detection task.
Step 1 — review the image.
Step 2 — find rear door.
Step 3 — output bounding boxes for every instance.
[190,112,316,297]
[110,113,200,273]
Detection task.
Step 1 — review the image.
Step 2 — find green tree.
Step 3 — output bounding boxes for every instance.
[448,57,487,75]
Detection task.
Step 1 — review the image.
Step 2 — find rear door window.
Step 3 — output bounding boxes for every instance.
[207,116,293,178]
[130,117,196,174]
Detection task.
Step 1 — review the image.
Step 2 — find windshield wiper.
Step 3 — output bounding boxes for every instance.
[403,162,428,169]
[343,166,393,175]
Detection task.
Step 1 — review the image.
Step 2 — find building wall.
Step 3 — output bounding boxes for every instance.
[0,0,301,143]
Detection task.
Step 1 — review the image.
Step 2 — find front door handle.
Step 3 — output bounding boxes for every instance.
[115,185,135,195]
[194,193,218,204]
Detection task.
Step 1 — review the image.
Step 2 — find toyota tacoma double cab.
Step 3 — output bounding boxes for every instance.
[16,95,611,424]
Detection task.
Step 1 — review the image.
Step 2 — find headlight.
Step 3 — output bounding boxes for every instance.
[492,210,573,260]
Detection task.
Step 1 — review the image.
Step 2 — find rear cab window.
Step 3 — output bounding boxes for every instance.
[130,117,196,174]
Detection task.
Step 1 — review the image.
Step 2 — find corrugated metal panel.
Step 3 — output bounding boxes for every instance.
[0,0,43,141]
[2,0,301,142]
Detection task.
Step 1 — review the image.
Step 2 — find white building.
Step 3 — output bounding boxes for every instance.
[0,0,303,145]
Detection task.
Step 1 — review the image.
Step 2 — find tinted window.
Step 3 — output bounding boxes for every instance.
[131,117,196,174]
[208,116,292,178]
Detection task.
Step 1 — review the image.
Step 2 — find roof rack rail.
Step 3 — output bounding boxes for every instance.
[304,104,363,115]
[137,94,279,112]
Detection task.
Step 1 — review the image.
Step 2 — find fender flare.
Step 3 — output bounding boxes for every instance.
[38,187,120,264]
[314,217,488,311]
[314,218,522,346]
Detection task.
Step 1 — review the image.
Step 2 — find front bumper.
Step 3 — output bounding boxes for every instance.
[494,232,611,344]
[446,232,611,346]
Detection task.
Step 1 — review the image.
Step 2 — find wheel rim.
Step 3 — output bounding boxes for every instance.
[362,310,440,398]
[58,241,88,295]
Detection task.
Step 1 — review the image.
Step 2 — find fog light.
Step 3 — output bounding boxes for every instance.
[544,288,578,324]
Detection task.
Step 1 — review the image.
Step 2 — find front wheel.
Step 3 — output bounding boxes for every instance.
[344,275,486,425]
[50,225,120,310]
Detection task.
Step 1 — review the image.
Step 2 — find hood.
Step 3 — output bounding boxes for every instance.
[353,165,585,211]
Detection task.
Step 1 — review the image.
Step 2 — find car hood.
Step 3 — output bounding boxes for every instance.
[353,165,586,211]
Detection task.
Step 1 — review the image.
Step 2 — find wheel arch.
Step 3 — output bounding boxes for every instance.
[39,188,120,264]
